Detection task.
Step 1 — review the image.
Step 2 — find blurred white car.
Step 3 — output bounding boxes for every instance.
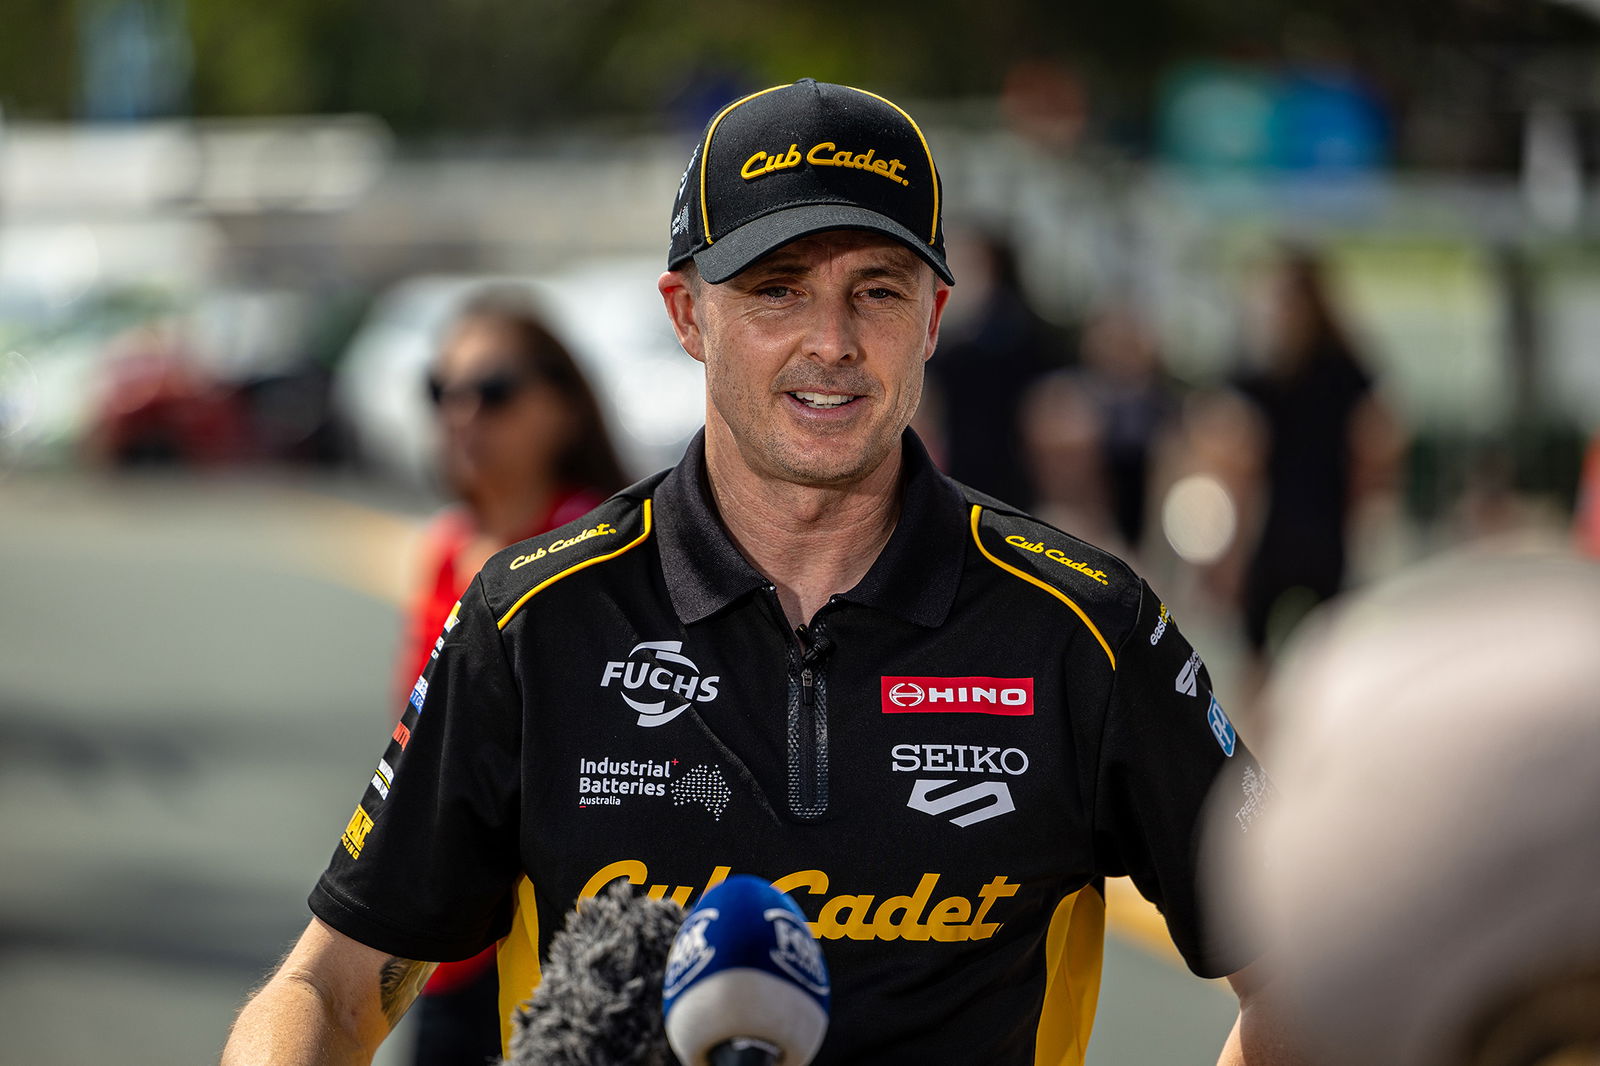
[331,256,706,489]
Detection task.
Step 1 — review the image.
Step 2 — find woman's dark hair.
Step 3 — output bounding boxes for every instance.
[1274,245,1364,372]
[449,288,628,494]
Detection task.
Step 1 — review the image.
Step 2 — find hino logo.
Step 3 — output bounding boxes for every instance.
[600,640,719,728]
[880,676,1035,716]
[906,779,1016,827]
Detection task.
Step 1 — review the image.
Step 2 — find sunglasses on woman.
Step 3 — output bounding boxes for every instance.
[426,372,531,413]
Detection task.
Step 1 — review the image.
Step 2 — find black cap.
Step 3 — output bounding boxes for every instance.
[667,79,953,285]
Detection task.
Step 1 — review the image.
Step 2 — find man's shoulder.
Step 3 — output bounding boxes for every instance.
[477,474,665,628]
[960,486,1145,656]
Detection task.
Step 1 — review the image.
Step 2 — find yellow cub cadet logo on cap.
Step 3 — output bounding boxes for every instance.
[741,141,911,186]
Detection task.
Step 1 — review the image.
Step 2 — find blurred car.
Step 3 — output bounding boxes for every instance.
[330,256,705,490]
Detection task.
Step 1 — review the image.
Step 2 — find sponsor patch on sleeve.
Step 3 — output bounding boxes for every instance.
[370,757,394,800]
[408,675,429,713]
[341,805,374,859]
[1207,694,1237,757]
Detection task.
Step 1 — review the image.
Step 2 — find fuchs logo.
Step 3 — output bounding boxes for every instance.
[600,641,720,727]
[880,677,1034,716]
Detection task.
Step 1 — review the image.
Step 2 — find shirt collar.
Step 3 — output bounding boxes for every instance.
[653,428,966,628]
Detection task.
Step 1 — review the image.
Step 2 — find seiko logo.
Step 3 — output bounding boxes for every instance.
[907,780,1016,827]
[891,744,1030,776]
[880,676,1035,716]
[600,641,719,727]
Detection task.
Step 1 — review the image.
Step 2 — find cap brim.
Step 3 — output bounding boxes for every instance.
[691,204,954,285]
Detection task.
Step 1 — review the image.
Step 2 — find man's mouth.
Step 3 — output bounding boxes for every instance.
[789,391,858,409]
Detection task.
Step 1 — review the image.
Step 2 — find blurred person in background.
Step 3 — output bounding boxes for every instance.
[1020,299,1179,558]
[1205,549,1600,1066]
[1230,246,1403,672]
[1572,429,1600,559]
[399,290,625,1066]
[922,227,1070,508]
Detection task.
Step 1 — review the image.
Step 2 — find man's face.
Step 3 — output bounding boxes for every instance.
[659,231,949,488]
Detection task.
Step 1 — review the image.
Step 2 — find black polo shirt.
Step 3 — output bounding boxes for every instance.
[311,430,1265,1065]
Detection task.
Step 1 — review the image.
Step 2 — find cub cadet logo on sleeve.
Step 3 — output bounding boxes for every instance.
[600,640,719,727]
[880,677,1034,715]
[508,522,617,570]
[341,805,374,859]
[1004,536,1110,585]
[581,860,1020,943]
[740,142,911,186]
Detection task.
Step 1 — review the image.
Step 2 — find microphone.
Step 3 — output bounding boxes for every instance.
[505,881,684,1066]
[662,874,831,1066]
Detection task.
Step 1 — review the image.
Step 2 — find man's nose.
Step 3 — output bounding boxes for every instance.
[801,295,862,364]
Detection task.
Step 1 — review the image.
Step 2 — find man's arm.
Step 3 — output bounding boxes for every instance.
[221,918,438,1066]
[1217,961,1308,1066]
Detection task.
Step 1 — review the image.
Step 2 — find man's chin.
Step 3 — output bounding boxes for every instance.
[761,438,895,489]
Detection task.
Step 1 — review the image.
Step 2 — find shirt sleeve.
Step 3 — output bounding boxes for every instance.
[309,572,523,962]
[1091,579,1267,978]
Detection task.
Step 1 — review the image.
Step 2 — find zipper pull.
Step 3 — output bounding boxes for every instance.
[801,666,815,708]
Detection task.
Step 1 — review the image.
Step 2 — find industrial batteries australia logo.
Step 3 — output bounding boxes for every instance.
[577,755,732,820]
[600,640,720,727]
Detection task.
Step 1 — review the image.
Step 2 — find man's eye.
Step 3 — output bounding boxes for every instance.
[861,287,900,300]
[757,285,797,299]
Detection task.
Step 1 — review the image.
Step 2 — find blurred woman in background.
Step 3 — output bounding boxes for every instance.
[1232,247,1402,667]
[398,289,625,1066]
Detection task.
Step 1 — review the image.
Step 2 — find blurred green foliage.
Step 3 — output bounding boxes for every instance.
[0,0,1595,139]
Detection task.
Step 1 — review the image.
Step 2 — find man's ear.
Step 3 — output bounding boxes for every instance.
[658,271,705,364]
[923,282,952,362]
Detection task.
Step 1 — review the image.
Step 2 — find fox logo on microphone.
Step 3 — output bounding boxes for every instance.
[662,875,830,1066]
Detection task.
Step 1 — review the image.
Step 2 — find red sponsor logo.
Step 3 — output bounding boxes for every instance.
[880,676,1035,715]
[392,721,411,750]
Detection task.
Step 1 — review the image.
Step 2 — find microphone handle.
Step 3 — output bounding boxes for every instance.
[707,1037,782,1066]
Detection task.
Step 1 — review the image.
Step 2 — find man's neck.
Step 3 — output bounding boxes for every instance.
[705,439,903,630]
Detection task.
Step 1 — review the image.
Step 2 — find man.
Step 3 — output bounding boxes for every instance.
[224,79,1296,1065]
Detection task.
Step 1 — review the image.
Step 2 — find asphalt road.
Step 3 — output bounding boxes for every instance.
[0,470,1234,1065]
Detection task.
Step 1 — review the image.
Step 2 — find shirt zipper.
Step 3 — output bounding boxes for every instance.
[772,589,834,819]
